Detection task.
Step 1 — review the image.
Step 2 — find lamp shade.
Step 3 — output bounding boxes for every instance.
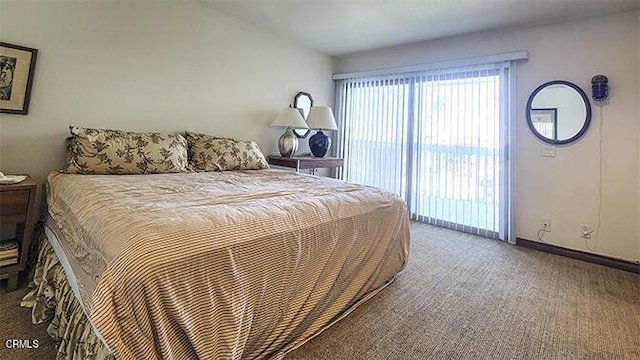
[306,107,338,131]
[270,107,309,129]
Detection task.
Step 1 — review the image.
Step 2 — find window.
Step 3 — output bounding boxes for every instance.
[336,62,513,240]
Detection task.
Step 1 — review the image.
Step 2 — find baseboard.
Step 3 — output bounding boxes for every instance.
[516,238,640,274]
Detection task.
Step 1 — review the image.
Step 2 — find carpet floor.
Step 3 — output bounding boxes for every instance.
[1,222,639,359]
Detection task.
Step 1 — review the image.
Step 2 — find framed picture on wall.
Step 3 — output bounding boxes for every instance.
[0,42,38,115]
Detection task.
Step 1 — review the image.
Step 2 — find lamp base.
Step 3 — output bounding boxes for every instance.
[278,128,298,157]
[309,130,331,157]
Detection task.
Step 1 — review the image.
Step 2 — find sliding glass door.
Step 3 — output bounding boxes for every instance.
[337,77,410,198]
[336,63,512,240]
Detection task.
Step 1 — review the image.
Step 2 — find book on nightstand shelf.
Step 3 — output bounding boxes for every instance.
[0,241,19,262]
[0,257,18,267]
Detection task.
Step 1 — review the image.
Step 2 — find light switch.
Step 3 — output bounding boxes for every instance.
[540,145,556,158]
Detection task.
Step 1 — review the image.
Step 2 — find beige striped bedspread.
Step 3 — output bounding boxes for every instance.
[46,169,410,359]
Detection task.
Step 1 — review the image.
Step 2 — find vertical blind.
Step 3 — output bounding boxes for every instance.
[336,63,512,240]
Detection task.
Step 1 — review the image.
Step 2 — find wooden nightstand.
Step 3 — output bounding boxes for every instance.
[0,176,37,291]
[268,155,344,173]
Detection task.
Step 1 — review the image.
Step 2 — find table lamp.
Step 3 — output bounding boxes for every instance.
[306,106,338,158]
[270,107,309,157]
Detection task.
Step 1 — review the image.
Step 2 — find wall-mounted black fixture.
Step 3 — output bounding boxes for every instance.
[591,75,608,102]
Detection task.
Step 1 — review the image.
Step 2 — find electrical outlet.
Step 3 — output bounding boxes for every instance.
[540,217,551,232]
[581,224,593,239]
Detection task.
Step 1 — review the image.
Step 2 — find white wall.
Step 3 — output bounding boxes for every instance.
[0,1,335,194]
[336,11,640,262]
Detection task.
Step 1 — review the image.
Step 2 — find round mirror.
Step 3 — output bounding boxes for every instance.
[526,80,591,145]
[293,91,313,138]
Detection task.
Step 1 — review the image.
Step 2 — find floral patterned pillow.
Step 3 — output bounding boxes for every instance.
[185,132,269,172]
[64,126,189,174]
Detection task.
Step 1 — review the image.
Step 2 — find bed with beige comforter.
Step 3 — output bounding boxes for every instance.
[27,169,410,359]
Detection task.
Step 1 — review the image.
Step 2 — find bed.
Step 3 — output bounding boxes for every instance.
[22,168,410,359]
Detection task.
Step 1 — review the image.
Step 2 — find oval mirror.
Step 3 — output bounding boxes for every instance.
[526,80,591,145]
[293,91,313,139]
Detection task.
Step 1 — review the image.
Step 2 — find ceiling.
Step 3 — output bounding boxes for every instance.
[200,0,639,57]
